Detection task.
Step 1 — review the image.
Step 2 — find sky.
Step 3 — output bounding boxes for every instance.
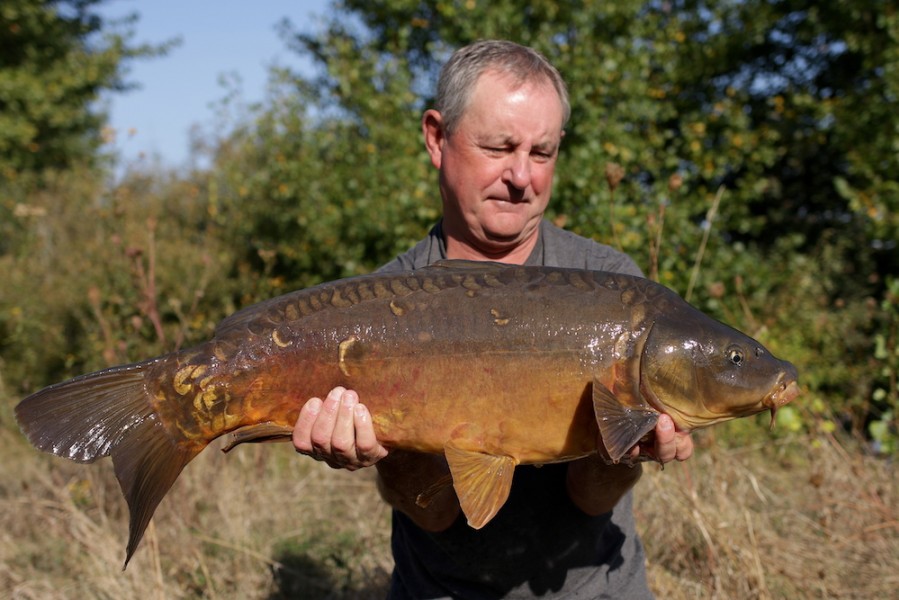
[98,0,331,171]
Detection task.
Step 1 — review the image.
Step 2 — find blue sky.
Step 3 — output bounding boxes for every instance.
[98,0,330,170]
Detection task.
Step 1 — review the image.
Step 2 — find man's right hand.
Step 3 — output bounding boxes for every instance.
[292,386,461,530]
[292,386,388,471]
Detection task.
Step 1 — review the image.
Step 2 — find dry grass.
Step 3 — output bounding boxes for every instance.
[637,430,898,599]
[1,391,896,599]
[0,398,393,599]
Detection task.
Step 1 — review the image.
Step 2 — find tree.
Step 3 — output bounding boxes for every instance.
[0,0,170,180]
[207,25,438,295]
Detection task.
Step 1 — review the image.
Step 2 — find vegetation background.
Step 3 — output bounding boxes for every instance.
[1,0,896,597]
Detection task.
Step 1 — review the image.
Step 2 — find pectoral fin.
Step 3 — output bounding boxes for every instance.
[444,442,518,529]
[593,378,659,463]
[220,422,295,453]
[594,325,661,462]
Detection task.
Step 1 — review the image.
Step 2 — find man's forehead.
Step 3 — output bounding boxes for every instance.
[463,78,563,130]
[475,130,561,148]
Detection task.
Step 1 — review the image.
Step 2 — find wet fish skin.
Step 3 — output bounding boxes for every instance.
[14,261,799,566]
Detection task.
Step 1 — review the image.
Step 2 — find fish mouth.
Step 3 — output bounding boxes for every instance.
[763,374,801,428]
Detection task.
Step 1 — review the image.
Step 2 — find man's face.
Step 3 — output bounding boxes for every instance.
[425,71,565,257]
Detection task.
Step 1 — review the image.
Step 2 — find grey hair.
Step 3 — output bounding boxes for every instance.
[434,40,570,134]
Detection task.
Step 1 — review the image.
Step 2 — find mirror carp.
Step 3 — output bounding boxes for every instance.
[15,260,799,565]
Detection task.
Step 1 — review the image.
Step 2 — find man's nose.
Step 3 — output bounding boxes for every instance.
[502,152,531,190]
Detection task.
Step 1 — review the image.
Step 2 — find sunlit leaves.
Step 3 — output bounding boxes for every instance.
[0,0,172,179]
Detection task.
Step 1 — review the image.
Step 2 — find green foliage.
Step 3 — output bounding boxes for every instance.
[868,277,899,453]
[0,0,172,180]
[0,165,239,394]
[264,0,896,284]
[203,27,440,296]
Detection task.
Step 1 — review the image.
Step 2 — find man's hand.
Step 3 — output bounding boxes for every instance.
[629,413,694,465]
[292,387,458,530]
[292,386,388,470]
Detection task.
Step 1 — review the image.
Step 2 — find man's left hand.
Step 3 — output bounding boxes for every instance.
[628,413,694,464]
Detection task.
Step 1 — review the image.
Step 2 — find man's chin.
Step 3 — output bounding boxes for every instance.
[480,226,526,245]
[478,225,538,255]
[481,216,539,242]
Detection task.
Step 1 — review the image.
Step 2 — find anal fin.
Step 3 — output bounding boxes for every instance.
[444,442,517,529]
[220,422,294,453]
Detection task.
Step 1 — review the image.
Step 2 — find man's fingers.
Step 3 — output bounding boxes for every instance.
[330,388,359,456]
[292,397,322,455]
[651,414,694,464]
[293,387,387,471]
[353,403,388,465]
[654,414,677,464]
[308,386,344,456]
[674,430,694,462]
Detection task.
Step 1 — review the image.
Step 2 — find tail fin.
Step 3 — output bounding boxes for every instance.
[14,359,202,567]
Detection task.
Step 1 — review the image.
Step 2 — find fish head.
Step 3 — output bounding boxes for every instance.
[639,311,800,431]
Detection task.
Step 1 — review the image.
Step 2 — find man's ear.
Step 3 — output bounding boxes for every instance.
[422,109,446,169]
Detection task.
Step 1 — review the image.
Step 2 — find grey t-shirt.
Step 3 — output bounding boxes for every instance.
[378,220,653,600]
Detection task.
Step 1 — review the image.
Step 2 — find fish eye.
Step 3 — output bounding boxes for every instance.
[727,346,745,367]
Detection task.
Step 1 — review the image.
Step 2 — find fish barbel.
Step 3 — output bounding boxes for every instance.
[15,260,799,565]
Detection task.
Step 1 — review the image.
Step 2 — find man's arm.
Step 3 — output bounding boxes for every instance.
[566,459,643,516]
[375,451,461,531]
[565,413,693,514]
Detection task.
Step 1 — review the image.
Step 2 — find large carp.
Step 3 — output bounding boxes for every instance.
[15,261,799,565]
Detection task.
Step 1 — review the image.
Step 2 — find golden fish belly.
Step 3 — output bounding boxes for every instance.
[154,344,603,465]
[347,351,600,464]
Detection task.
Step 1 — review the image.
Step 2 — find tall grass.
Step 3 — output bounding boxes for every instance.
[0,412,392,599]
[638,427,898,599]
[2,399,896,598]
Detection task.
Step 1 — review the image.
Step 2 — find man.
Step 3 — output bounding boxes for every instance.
[293,40,693,598]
